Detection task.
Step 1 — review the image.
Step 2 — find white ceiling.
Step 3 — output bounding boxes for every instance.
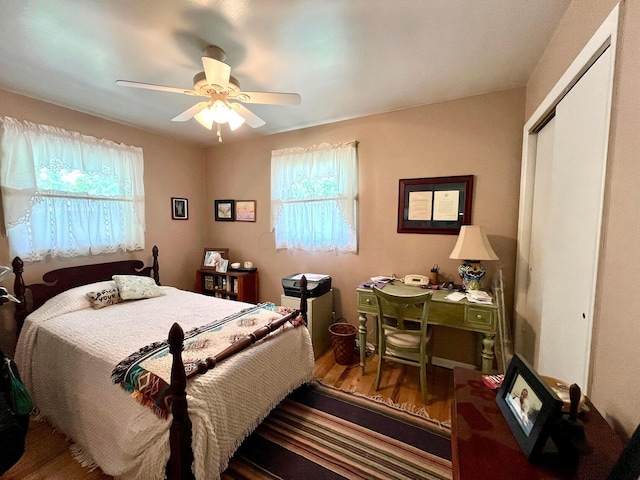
[0,1,570,148]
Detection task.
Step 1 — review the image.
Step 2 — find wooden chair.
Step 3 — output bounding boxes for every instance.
[372,286,433,404]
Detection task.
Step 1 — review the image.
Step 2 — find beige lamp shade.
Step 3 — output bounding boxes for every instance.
[449,225,499,261]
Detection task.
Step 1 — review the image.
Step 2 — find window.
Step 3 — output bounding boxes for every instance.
[0,117,145,261]
[270,141,358,252]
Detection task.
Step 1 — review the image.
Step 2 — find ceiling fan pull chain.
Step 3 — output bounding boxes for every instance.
[217,123,222,142]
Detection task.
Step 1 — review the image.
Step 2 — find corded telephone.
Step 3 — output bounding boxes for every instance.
[403,274,429,286]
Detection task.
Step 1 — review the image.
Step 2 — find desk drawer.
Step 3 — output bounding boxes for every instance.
[466,307,494,327]
[358,291,377,311]
[428,302,464,325]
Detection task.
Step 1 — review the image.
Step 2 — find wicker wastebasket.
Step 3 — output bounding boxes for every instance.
[328,323,357,365]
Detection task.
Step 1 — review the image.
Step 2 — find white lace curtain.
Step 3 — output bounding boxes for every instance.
[0,116,145,261]
[271,141,358,252]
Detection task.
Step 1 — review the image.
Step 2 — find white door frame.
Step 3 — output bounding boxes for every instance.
[513,4,619,390]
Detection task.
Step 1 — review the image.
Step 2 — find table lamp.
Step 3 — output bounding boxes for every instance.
[449,225,498,290]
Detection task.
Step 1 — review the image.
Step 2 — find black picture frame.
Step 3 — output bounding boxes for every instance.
[496,353,563,460]
[171,197,188,220]
[397,175,473,234]
[215,200,235,221]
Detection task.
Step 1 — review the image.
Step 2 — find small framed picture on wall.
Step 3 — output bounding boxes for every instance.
[215,200,235,221]
[171,197,188,220]
[235,200,256,222]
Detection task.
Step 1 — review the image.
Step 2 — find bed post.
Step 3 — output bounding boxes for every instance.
[12,257,27,339]
[151,245,160,285]
[166,322,194,480]
[166,278,308,476]
[299,275,308,325]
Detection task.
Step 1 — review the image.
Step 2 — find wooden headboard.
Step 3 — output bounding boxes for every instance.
[12,245,159,337]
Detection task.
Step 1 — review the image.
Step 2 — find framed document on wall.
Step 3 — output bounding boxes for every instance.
[397,175,473,234]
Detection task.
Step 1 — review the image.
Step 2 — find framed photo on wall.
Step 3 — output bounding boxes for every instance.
[215,200,235,221]
[235,200,256,222]
[201,247,229,271]
[397,175,473,234]
[495,354,563,460]
[171,197,188,220]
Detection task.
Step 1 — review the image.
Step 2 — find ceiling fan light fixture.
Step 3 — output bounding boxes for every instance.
[210,99,231,124]
[228,108,246,131]
[194,108,215,130]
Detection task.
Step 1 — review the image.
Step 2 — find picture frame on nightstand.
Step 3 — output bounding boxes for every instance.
[201,247,229,271]
[216,259,229,273]
[495,354,563,460]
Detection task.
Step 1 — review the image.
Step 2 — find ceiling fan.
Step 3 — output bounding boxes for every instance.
[116,45,301,142]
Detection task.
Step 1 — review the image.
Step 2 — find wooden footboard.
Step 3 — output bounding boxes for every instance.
[166,276,310,480]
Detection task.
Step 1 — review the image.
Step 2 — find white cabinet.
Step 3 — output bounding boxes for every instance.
[281,290,333,360]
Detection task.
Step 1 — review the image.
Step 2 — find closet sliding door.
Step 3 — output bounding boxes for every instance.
[528,47,613,391]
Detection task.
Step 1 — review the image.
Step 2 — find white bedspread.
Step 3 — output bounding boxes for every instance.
[15,282,315,479]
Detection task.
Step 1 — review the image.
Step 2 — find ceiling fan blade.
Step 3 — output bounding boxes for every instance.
[171,102,209,122]
[116,80,202,96]
[234,91,301,106]
[202,57,231,90]
[230,103,266,128]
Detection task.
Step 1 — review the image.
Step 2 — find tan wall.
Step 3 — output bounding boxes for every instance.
[526,0,619,119]
[526,0,640,439]
[0,89,207,353]
[205,88,524,366]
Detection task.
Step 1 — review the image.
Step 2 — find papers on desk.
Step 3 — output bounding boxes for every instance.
[359,281,389,289]
[445,290,493,304]
[445,292,467,302]
[370,276,394,283]
[467,290,493,304]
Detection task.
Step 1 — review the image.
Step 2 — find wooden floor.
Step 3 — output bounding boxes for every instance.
[3,349,453,479]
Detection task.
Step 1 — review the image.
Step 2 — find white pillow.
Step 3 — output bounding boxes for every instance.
[85,287,121,309]
[112,275,164,300]
[30,280,118,321]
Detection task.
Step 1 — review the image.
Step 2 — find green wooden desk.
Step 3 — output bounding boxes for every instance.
[356,281,498,374]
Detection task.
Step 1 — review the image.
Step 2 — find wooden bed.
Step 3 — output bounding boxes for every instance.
[10,246,311,480]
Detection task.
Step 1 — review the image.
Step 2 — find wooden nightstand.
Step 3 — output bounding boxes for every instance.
[197,269,258,304]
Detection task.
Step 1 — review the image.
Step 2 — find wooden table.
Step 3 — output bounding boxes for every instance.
[357,282,498,374]
[451,368,624,479]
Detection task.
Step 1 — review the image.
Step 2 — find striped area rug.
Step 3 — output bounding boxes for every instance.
[222,382,452,479]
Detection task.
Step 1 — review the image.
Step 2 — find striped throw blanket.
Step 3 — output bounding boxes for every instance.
[111,303,294,418]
